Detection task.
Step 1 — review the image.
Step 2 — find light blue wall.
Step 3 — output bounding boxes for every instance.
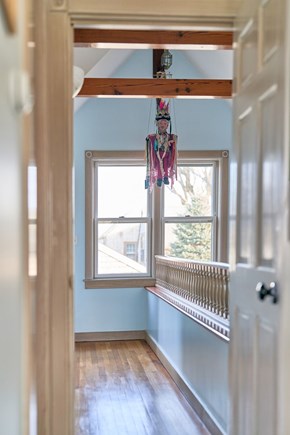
[74,49,232,332]
[147,292,229,434]
[74,287,147,333]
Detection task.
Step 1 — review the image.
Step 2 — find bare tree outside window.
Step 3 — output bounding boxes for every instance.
[163,165,214,262]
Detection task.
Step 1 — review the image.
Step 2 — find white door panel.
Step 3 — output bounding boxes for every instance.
[232,309,256,435]
[256,319,278,435]
[230,0,286,433]
[236,106,257,265]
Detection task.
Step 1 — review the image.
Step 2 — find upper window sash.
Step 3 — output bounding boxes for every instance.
[161,163,217,217]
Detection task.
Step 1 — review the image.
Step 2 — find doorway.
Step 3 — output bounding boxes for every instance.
[34,3,238,434]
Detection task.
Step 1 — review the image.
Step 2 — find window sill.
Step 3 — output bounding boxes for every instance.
[84,277,156,289]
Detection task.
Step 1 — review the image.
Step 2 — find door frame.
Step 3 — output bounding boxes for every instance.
[277,1,290,433]
[34,1,290,434]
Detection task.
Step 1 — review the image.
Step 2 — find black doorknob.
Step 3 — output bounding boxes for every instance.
[256,282,278,304]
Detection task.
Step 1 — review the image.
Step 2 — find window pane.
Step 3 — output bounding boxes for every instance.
[98,223,147,274]
[164,166,213,217]
[98,166,147,218]
[164,222,212,261]
[29,223,37,277]
[28,166,37,220]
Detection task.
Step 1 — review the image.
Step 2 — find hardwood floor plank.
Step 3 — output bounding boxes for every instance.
[75,340,210,435]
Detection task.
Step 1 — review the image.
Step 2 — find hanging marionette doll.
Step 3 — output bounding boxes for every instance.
[145,99,178,190]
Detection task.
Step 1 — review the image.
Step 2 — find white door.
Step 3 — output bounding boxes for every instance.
[229,0,289,433]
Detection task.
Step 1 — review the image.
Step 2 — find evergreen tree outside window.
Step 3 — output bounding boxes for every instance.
[162,164,216,262]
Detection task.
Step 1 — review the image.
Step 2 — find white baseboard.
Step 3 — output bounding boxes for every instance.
[75,330,146,342]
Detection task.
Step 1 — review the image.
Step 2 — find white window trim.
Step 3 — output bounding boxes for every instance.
[85,150,229,288]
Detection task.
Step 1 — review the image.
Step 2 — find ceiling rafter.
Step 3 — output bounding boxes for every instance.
[78,78,232,99]
[74,29,233,99]
[74,29,233,49]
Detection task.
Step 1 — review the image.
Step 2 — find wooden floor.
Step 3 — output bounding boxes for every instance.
[75,340,211,435]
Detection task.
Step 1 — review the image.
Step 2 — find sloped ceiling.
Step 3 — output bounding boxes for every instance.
[184,50,232,79]
[73,48,135,112]
[74,48,109,74]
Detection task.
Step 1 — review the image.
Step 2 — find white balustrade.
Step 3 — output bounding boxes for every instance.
[155,256,229,319]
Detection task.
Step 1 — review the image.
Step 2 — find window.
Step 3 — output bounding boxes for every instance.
[85,150,228,288]
[124,242,137,260]
[162,164,215,261]
[28,165,37,277]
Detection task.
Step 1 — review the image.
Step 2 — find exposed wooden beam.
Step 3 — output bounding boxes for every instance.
[153,49,163,77]
[152,50,163,113]
[74,29,233,49]
[78,78,232,98]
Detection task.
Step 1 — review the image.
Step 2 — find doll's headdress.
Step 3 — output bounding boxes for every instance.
[155,99,171,121]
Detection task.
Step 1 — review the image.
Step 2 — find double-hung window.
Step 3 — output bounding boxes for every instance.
[162,161,216,261]
[85,150,228,288]
[85,151,154,288]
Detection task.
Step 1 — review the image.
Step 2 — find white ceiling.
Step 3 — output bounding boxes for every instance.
[73,48,109,74]
[73,48,135,112]
[184,50,233,79]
